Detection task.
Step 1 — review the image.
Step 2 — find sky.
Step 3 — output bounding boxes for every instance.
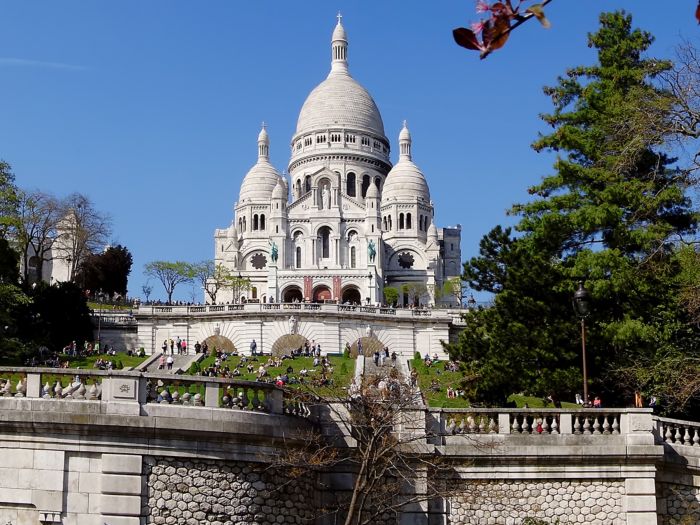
[0,1,698,301]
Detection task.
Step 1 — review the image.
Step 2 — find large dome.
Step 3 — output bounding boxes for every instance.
[294,17,385,138]
[296,73,385,137]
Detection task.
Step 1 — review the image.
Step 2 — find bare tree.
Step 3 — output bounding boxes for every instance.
[14,190,63,283]
[55,193,112,282]
[273,370,477,525]
[189,260,232,304]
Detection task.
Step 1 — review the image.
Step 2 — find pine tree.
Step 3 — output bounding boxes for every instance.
[450,12,699,414]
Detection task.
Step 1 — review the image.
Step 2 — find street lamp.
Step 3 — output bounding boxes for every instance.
[467,294,477,310]
[572,281,591,405]
[367,272,373,305]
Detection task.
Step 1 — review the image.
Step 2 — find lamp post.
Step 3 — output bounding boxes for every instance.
[572,281,591,405]
[367,272,373,305]
[467,294,477,311]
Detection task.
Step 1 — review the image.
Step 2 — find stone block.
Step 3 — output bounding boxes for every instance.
[0,487,31,504]
[99,494,141,516]
[79,472,102,493]
[88,493,102,514]
[18,469,63,491]
[101,454,142,475]
[89,458,102,473]
[101,474,142,495]
[1,448,34,469]
[625,512,658,525]
[0,467,19,488]
[66,492,89,513]
[624,495,657,512]
[100,516,141,525]
[31,489,62,511]
[33,449,65,471]
[104,401,141,416]
[67,454,91,472]
[624,478,656,495]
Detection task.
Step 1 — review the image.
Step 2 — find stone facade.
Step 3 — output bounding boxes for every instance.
[449,479,625,524]
[659,483,700,525]
[144,457,315,525]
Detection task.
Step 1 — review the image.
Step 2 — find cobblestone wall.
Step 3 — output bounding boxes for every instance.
[449,479,625,524]
[143,457,316,525]
[659,483,700,524]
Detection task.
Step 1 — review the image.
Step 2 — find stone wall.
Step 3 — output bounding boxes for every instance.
[143,457,316,525]
[658,483,700,524]
[449,479,625,525]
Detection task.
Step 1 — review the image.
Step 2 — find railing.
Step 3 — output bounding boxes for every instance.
[0,368,295,417]
[137,303,453,320]
[656,416,700,447]
[90,314,137,327]
[431,408,647,444]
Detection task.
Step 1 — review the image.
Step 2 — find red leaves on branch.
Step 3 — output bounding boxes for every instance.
[696,0,700,24]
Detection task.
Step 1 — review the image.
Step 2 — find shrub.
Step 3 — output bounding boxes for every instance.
[188,362,201,375]
[414,351,421,361]
[343,347,350,359]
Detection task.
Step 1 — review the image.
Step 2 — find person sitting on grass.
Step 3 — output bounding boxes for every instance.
[430,379,440,392]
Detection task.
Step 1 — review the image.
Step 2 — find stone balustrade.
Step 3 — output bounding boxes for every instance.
[656,416,700,447]
[137,302,446,319]
[0,367,288,415]
[430,408,652,446]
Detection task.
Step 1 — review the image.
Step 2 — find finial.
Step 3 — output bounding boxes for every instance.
[403,119,407,128]
[261,121,266,130]
[337,12,343,24]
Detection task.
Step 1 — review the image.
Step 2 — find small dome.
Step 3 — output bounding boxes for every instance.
[366,182,379,199]
[332,15,347,42]
[427,221,438,239]
[239,125,282,202]
[272,178,287,200]
[382,123,430,203]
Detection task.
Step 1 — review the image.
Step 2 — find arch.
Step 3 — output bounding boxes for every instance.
[251,286,258,299]
[361,174,370,198]
[242,217,246,232]
[350,336,385,358]
[406,213,412,229]
[271,334,309,357]
[282,285,303,303]
[295,179,302,198]
[382,217,387,231]
[260,214,266,230]
[341,286,361,305]
[312,285,332,303]
[346,172,356,197]
[318,226,331,259]
[202,335,237,354]
[253,215,259,230]
[388,216,392,230]
[375,177,381,189]
[399,213,405,230]
[305,175,312,193]
[350,246,357,268]
[295,246,302,268]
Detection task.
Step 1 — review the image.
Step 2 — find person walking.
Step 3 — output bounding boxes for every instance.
[166,355,174,370]
[250,339,257,356]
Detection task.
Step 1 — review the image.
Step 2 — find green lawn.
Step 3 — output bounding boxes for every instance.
[508,394,578,409]
[88,302,133,311]
[191,353,356,392]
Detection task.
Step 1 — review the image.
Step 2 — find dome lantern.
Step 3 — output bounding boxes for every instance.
[258,122,269,159]
[399,120,412,160]
[331,12,348,74]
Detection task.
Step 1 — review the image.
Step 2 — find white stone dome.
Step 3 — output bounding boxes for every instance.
[295,17,385,138]
[366,181,379,199]
[272,178,287,200]
[239,125,282,202]
[382,123,430,203]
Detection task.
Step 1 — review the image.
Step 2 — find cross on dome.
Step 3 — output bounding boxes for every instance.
[337,12,342,24]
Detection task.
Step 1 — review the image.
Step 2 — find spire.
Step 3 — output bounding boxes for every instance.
[331,13,348,74]
[399,120,412,161]
[257,122,269,160]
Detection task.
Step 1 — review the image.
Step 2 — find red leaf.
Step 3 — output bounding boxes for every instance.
[482,15,511,52]
[453,27,482,51]
[696,0,700,24]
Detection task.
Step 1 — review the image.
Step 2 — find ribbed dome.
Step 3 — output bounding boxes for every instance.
[382,123,430,203]
[239,125,282,202]
[272,178,287,200]
[296,74,385,137]
[366,181,379,199]
[295,17,385,138]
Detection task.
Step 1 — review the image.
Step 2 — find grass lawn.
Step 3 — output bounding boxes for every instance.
[410,358,469,408]
[508,394,578,409]
[190,353,356,392]
[88,302,133,311]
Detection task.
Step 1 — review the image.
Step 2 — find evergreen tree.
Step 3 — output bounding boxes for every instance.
[450,12,699,414]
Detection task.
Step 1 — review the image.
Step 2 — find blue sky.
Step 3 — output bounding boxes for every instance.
[1,1,697,301]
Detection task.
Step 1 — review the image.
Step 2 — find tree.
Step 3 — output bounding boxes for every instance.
[400,283,428,307]
[383,286,399,307]
[276,372,464,525]
[225,274,251,304]
[142,282,153,303]
[14,189,63,284]
[0,161,19,240]
[0,238,31,364]
[449,12,700,415]
[78,245,133,297]
[144,261,192,304]
[54,193,112,282]
[189,260,232,304]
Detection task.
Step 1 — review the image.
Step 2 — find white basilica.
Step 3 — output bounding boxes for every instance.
[214,16,461,307]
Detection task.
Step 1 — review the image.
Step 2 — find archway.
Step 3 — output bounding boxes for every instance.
[283,286,303,303]
[349,336,385,358]
[271,334,308,357]
[312,285,332,303]
[202,335,237,354]
[341,286,361,305]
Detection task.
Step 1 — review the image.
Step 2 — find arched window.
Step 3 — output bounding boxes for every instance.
[388,216,392,230]
[242,217,246,232]
[319,226,331,259]
[251,287,258,299]
[350,246,356,268]
[382,217,387,230]
[375,177,381,189]
[305,175,312,193]
[406,213,412,229]
[361,175,371,198]
[399,213,405,230]
[253,215,259,230]
[296,246,302,268]
[346,172,356,197]
[260,214,266,230]
[296,179,302,198]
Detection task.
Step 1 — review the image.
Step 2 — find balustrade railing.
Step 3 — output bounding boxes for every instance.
[657,417,700,447]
